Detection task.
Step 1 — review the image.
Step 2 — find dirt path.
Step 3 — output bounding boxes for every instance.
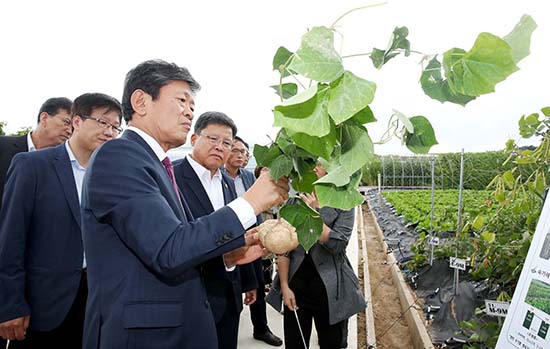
[362,204,414,349]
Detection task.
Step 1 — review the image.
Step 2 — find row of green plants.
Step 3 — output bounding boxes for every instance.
[383,189,494,233]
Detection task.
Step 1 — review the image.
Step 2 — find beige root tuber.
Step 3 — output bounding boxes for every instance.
[258,218,299,255]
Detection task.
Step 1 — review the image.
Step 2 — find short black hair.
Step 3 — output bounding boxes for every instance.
[194,111,238,138]
[36,97,72,123]
[122,59,200,122]
[234,136,249,150]
[72,93,122,123]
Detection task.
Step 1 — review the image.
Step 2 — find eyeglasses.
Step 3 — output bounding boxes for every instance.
[79,115,123,134]
[231,148,249,156]
[199,133,233,150]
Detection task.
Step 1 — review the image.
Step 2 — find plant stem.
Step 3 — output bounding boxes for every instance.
[330,2,387,29]
[342,52,372,59]
[291,73,306,90]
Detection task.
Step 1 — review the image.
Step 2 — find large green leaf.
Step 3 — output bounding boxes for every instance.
[269,154,294,180]
[328,71,376,125]
[340,123,374,175]
[445,33,518,96]
[420,57,476,106]
[290,158,317,193]
[315,171,364,210]
[370,26,411,69]
[287,122,337,160]
[274,89,331,137]
[275,130,296,156]
[503,15,537,64]
[280,84,319,107]
[253,144,282,167]
[315,123,373,187]
[404,116,438,154]
[280,199,323,251]
[272,46,294,77]
[288,26,344,83]
[271,83,298,99]
[351,106,377,124]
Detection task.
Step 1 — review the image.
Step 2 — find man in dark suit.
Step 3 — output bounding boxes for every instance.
[0,93,122,348]
[224,137,283,346]
[80,59,289,349]
[0,97,73,211]
[173,111,259,349]
[0,97,71,349]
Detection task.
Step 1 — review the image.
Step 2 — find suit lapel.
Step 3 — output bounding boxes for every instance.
[221,173,237,205]
[52,144,81,229]
[179,158,214,214]
[122,130,188,221]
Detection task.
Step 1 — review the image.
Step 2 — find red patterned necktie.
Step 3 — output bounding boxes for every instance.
[161,157,180,199]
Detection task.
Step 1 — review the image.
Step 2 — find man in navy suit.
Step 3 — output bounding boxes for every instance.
[81,59,289,349]
[224,137,283,346]
[0,97,73,212]
[0,96,72,349]
[173,111,259,349]
[0,93,122,348]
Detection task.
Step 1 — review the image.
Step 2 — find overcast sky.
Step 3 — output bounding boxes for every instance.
[0,0,548,155]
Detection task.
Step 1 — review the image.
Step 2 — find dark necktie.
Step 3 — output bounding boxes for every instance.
[162,157,180,199]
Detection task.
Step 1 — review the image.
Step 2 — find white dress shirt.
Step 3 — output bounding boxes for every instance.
[65,141,87,268]
[27,132,36,152]
[126,126,256,228]
[186,155,225,211]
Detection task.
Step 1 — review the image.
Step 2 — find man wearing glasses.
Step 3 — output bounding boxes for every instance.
[172,112,259,349]
[0,93,122,348]
[0,97,73,212]
[224,137,283,347]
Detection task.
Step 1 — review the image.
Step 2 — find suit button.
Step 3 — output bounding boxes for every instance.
[204,300,210,309]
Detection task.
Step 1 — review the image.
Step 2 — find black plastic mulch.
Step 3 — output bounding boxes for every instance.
[363,188,500,348]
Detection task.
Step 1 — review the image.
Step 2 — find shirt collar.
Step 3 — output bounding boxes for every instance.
[27,132,36,152]
[127,126,167,162]
[186,154,222,180]
[65,141,86,170]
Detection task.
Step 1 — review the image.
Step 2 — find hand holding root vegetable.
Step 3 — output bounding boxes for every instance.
[224,228,267,267]
[241,171,289,215]
[258,218,299,255]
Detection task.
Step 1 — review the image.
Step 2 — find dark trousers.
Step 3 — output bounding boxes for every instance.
[250,285,269,334]
[215,301,240,349]
[283,303,344,349]
[8,271,87,349]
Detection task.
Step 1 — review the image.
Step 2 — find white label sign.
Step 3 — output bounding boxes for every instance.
[485,300,510,318]
[429,236,440,246]
[497,196,550,348]
[450,257,467,271]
